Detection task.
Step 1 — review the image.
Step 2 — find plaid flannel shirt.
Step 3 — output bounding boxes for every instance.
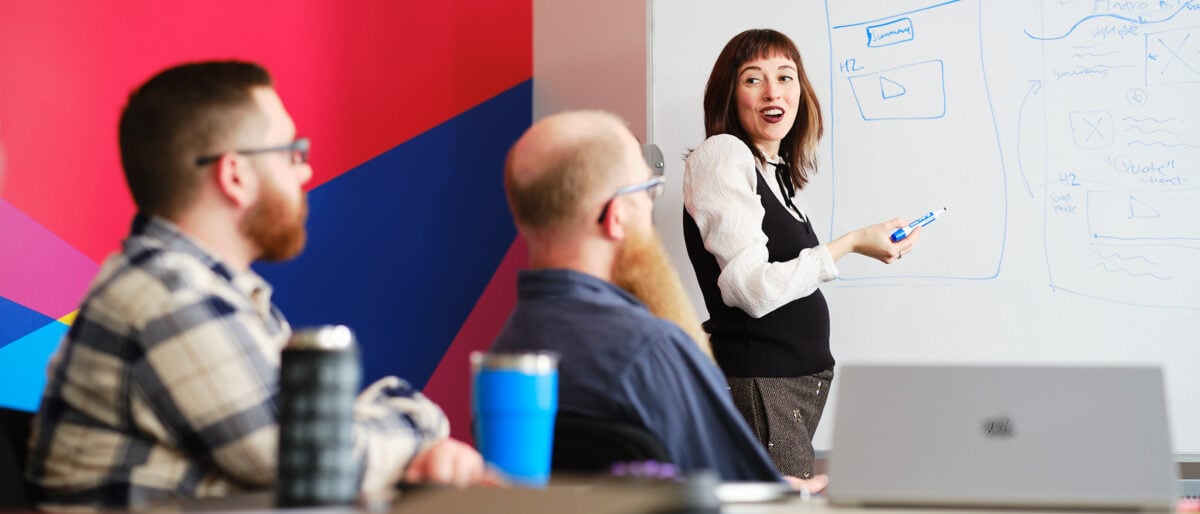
[27,215,449,508]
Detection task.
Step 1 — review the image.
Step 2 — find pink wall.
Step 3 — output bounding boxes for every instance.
[0,1,532,443]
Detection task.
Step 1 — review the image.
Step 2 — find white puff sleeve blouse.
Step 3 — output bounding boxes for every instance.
[682,134,838,318]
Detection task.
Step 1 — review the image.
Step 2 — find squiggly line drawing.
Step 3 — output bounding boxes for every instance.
[1086,250,1158,265]
[1123,116,1184,123]
[1127,140,1199,148]
[1071,50,1120,58]
[1052,63,1132,79]
[1024,1,1195,41]
[1089,263,1173,280]
[1124,126,1185,135]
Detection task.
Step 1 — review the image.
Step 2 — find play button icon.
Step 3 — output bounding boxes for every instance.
[880,76,907,99]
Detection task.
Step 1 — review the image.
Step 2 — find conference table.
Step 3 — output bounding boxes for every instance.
[171,490,825,514]
[160,481,1189,514]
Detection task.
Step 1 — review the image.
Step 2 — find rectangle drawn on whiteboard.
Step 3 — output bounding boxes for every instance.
[847,59,946,120]
[827,0,1005,283]
[1144,27,1200,86]
[1086,190,1200,241]
[867,18,915,47]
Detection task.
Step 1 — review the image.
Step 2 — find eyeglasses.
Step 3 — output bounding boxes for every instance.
[596,176,666,223]
[195,137,311,166]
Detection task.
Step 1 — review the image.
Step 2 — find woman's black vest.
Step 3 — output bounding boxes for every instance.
[683,169,832,377]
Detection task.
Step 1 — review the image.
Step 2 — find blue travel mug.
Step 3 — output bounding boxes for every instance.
[470,351,559,487]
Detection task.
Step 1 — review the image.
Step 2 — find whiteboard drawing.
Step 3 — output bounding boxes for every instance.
[1031,0,1200,309]
[847,60,947,120]
[826,0,1007,282]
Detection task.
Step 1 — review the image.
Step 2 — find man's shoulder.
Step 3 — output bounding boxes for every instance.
[495,301,673,363]
[509,285,660,329]
[82,245,238,328]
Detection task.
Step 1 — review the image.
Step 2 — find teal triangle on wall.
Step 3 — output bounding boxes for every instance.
[0,319,68,412]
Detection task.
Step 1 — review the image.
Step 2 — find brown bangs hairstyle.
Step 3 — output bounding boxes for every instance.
[702,28,823,189]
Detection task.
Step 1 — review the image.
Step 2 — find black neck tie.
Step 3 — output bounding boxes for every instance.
[771,162,811,232]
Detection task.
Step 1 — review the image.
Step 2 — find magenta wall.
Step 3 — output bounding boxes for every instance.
[0,0,532,444]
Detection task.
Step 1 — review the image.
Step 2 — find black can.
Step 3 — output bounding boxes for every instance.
[276,325,361,506]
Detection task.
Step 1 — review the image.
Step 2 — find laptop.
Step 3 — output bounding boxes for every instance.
[826,364,1177,511]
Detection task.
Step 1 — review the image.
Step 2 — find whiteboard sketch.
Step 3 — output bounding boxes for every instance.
[826,0,1007,283]
[1028,0,1200,310]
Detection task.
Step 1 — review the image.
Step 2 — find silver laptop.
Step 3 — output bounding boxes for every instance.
[826,364,1177,511]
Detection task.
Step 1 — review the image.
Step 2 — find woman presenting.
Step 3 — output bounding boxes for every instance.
[682,28,921,486]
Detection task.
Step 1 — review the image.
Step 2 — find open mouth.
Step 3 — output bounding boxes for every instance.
[761,107,784,123]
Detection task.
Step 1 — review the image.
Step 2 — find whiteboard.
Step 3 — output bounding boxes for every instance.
[649,0,1200,455]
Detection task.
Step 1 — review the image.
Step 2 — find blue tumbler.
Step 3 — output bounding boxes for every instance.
[470,351,559,487]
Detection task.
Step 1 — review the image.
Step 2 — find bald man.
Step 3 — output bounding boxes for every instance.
[492,111,820,489]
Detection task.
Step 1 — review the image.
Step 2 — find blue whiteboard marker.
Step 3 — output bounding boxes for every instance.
[890,207,948,243]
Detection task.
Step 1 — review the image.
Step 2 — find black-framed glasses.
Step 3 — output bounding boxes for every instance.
[195,137,311,166]
[596,176,666,223]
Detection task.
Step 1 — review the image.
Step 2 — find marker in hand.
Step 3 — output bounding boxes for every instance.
[891,207,948,243]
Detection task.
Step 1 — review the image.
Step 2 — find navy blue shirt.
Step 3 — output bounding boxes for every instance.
[491,269,781,482]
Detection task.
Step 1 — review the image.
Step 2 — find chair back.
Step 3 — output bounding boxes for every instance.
[551,412,669,472]
[0,407,34,508]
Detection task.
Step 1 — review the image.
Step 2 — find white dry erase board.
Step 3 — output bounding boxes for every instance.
[647,0,1200,455]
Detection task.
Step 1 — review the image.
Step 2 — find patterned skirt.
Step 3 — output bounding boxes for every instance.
[726,368,834,478]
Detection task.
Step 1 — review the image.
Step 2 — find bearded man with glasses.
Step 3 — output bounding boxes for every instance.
[492,111,809,488]
[26,61,486,509]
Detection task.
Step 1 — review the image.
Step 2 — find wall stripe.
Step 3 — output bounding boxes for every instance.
[0,199,99,319]
[0,2,532,438]
[0,320,69,411]
[422,238,528,444]
[257,80,530,390]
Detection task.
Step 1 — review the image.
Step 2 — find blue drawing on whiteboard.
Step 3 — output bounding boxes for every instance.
[831,0,960,30]
[1123,116,1184,123]
[826,0,1006,285]
[847,60,946,120]
[820,0,1200,307]
[1086,249,1158,266]
[1035,5,1200,311]
[1070,43,1120,59]
[867,18,914,47]
[1145,27,1200,85]
[1023,0,1196,41]
[1128,196,1162,219]
[1102,153,1186,186]
[879,76,907,98]
[1050,63,1133,80]
[1124,125,1183,136]
[1121,116,1198,149]
[1085,249,1173,281]
[1086,190,1200,241]
[1127,140,1199,148]
[1088,262,1173,280]
[1125,88,1148,105]
[1069,111,1114,149]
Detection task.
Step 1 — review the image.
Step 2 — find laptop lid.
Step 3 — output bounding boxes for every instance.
[826,364,1177,511]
